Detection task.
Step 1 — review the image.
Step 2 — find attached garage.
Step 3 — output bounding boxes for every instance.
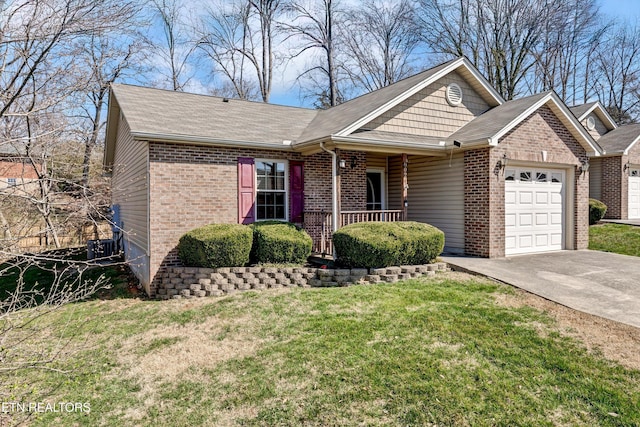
[505,167,565,255]
[630,169,640,219]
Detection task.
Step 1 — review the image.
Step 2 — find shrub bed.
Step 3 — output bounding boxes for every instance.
[589,198,607,225]
[333,221,445,268]
[251,221,312,264]
[178,224,253,269]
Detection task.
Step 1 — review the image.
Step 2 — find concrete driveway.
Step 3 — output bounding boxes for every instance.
[441,250,640,329]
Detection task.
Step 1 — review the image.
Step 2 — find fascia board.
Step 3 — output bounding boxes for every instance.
[624,135,640,155]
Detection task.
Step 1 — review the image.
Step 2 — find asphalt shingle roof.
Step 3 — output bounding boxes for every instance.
[570,102,597,120]
[449,92,550,143]
[597,124,640,154]
[111,84,319,144]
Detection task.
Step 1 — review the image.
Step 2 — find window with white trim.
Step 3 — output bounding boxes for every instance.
[256,160,287,220]
[7,178,16,186]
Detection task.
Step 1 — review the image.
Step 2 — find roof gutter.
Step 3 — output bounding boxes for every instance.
[131,132,295,151]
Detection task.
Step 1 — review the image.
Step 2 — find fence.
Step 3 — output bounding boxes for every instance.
[1,222,113,254]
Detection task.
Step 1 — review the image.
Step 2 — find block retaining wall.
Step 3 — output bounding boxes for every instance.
[156,263,449,300]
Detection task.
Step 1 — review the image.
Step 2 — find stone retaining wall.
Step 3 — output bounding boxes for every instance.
[156,263,448,300]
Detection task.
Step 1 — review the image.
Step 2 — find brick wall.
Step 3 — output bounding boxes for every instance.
[148,143,320,295]
[464,147,492,257]
[600,156,625,219]
[464,105,589,256]
[600,142,640,220]
[146,142,367,296]
[339,150,367,211]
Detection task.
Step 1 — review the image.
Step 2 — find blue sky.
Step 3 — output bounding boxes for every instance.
[600,0,640,18]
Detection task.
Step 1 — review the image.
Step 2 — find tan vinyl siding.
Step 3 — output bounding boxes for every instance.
[582,115,608,140]
[362,71,490,138]
[589,157,602,201]
[366,153,387,169]
[112,114,149,255]
[388,156,403,210]
[407,153,465,253]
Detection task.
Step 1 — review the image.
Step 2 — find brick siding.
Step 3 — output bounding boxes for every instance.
[600,141,640,220]
[146,142,365,296]
[600,156,625,219]
[464,105,589,256]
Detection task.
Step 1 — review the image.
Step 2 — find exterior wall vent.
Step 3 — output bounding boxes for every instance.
[446,83,463,106]
[586,115,596,131]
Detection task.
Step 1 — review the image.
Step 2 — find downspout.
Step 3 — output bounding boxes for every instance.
[320,141,339,257]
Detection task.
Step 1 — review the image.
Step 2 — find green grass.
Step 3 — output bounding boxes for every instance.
[2,274,638,426]
[589,223,640,257]
[0,248,134,302]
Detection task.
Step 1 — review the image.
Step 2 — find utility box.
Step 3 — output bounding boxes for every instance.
[87,239,115,260]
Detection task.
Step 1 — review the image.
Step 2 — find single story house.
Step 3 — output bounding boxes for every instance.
[105,57,603,296]
[571,102,640,219]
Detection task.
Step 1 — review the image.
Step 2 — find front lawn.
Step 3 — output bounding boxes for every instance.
[2,274,639,426]
[589,223,640,257]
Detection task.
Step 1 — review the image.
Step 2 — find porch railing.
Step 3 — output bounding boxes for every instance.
[303,210,405,256]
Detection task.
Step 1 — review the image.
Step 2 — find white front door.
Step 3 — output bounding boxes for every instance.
[505,168,565,255]
[629,169,640,219]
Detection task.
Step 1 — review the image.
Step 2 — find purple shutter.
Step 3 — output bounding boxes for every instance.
[290,161,304,224]
[238,157,255,224]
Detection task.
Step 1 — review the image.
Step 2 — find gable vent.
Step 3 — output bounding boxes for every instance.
[586,115,596,131]
[446,83,463,106]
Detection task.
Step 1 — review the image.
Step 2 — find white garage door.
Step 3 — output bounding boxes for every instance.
[630,169,640,219]
[505,168,565,255]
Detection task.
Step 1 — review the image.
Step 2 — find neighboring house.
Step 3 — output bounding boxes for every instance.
[0,155,40,192]
[105,57,602,296]
[571,102,640,219]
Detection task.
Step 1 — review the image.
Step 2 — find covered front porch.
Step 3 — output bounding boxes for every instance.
[299,146,463,256]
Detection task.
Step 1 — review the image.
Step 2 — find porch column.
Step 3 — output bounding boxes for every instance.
[336,148,342,228]
[402,153,408,220]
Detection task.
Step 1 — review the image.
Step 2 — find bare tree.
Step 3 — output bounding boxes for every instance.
[74,32,141,187]
[593,20,640,123]
[148,0,197,91]
[342,0,419,93]
[416,0,557,100]
[197,1,263,100]
[529,0,606,104]
[281,0,344,107]
[415,0,481,64]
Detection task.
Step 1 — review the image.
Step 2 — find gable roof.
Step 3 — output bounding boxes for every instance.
[104,84,319,165]
[570,101,617,131]
[105,57,605,165]
[295,57,504,146]
[596,124,640,155]
[449,91,602,156]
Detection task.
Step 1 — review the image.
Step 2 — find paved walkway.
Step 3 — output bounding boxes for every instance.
[441,250,640,329]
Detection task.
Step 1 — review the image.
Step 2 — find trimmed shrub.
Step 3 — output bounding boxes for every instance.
[589,198,607,225]
[178,224,252,268]
[251,221,312,264]
[333,221,445,268]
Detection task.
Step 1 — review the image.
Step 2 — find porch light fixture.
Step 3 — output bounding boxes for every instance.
[498,153,509,169]
[339,156,357,169]
[624,161,630,173]
[580,159,590,175]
